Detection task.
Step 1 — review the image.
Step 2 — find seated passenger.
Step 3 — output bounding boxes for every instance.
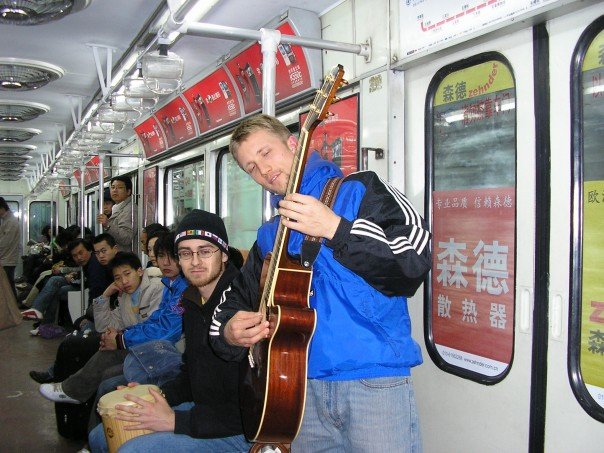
[140,223,169,267]
[21,239,94,327]
[97,176,136,252]
[88,210,249,453]
[73,233,120,332]
[38,252,164,404]
[145,226,169,268]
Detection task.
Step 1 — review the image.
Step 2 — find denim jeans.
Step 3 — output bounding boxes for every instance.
[291,376,422,453]
[42,284,77,325]
[88,402,250,453]
[122,340,182,387]
[32,275,68,318]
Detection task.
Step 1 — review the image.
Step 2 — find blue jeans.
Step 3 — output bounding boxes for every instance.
[32,275,68,318]
[123,340,182,387]
[291,376,422,453]
[88,402,250,453]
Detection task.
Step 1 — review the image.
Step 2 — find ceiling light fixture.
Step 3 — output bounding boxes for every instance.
[0,0,93,26]
[0,100,50,122]
[0,126,41,142]
[0,58,64,91]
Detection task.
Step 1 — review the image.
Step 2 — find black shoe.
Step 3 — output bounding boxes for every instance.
[33,321,41,328]
[29,370,54,384]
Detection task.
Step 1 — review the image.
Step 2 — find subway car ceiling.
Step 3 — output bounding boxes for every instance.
[0,0,341,193]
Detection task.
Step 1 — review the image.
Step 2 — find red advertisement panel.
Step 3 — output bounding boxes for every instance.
[143,167,158,226]
[59,179,70,198]
[224,21,312,114]
[134,116,167,159]
[154,97,196,148]
[299,95,358,176]
[183,67,242,134]
[431,187,515,376]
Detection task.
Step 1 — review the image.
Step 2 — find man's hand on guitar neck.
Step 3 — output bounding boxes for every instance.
[278,193,341,240]
[224,311,270,348]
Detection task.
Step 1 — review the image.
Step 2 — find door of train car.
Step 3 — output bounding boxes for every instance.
[404,4,603,452]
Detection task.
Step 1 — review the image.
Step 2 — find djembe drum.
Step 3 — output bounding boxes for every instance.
[97,384,160,453]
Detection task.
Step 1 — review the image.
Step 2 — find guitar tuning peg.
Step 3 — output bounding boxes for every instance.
[341,79,349,86]
[333,96,341,103]
[327,111,335,117]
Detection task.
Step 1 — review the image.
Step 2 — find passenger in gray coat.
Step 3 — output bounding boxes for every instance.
[97,176,137,252]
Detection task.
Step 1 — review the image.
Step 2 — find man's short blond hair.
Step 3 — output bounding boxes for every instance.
[229,114,291,160]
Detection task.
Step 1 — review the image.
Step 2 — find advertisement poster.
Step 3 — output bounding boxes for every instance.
[580,30,604,407]
[399,0,560,61]
[134,116,167,159]
[143,167,158,226]
[183,67,243,134]
[58,179,71,198]
[299,95,359,176]
[224,21,312,114]
[431,187,515,377]
[154,97,196,148]
[72,156,106,186]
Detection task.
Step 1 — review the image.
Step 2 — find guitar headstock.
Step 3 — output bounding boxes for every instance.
[302,65,346,132]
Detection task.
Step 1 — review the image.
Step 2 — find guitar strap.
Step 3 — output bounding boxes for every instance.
[300,176,344,268]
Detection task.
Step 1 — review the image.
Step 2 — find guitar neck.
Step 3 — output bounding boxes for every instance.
[258,129,310,312]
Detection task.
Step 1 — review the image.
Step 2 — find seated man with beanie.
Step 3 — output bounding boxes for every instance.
[88,209,249,453]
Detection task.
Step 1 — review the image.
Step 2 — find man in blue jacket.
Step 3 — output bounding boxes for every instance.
[210,114,432,451]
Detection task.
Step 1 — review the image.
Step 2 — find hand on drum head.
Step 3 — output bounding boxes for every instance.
[115,387,175,432]
[116,382,140,391]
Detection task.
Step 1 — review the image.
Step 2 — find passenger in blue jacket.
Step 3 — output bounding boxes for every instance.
[210,114,432,452]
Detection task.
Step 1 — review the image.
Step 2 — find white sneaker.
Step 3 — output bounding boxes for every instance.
[76,447,91,453]
[29,328,39,336]
[39,383,81,404]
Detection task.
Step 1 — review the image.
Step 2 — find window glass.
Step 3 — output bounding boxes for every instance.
[428,55,516,382]
[6,201,19,218]
[29,201,56,243]
[574,26,604,413]
[168,159,205,229]
[218,151,262,250]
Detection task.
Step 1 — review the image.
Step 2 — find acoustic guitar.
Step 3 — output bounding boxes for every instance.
[240,64,346,446]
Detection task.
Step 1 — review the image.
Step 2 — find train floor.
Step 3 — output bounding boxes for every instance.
[0,319,82,452]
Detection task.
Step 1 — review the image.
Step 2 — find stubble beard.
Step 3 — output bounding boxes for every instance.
[187,264,223,290]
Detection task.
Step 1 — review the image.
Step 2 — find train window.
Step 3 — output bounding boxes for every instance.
[570,18,604,421]
[167,159,205,228]
[425,53,516,383]
[6,201,20,218]
[217,149,262,250]
[29,201,56,243]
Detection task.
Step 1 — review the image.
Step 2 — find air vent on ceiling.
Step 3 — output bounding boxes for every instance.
[0,154,32,162]
[0,126,41,142]
[0,175,22,181]
[0,58,64,91]
[0,0,92,25]
[0,144,36,154]
[1,160,29,168]
[0,100,49,122]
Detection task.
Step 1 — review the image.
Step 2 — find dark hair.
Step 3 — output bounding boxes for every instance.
[228,247,245,269]
[55,231,74,248]
[93,233,117,248]
[67,238,93,254]
[0,197,10,211]
[153,231,176,259]
[109,251,142,272]
[146,224,169,251]
[103,188,114,203]
[110,175,133,193]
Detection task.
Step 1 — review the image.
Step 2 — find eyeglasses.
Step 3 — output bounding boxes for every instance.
[177,248,220,261]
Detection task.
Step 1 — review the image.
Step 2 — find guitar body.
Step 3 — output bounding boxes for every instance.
[240,262,317,443]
